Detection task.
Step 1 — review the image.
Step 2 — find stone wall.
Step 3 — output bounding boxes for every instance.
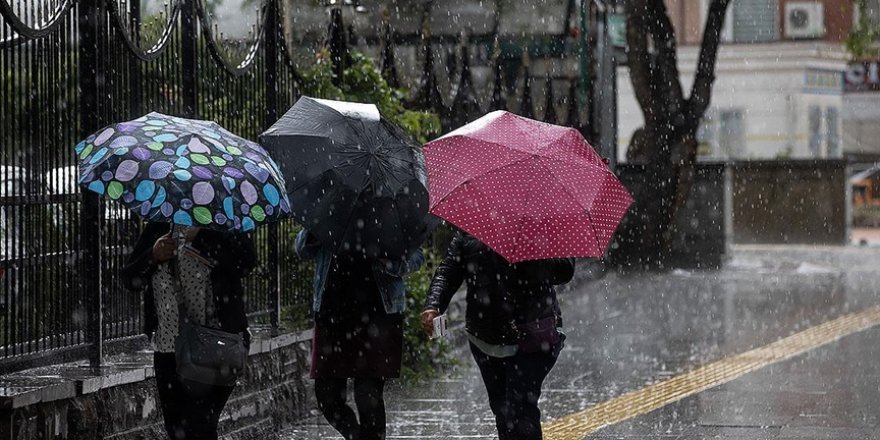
[613,160,850,269]
[670,163,729,269]
[731,160,849,245]
[615,163,729,270]
[0,332,313,440]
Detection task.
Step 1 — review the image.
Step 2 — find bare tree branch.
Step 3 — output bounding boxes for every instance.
[646,0,685,111]
[626,0,656,126]
[688,0,732,121]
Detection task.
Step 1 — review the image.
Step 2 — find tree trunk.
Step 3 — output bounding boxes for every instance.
[609,0,731,270]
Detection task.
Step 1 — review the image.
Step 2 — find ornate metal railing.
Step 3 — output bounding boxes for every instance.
[0,0,308,371]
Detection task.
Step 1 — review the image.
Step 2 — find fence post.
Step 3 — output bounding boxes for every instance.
[380,22,400,89]
[181,0,198,118]
[264,0,282,331]
[518,53,535,119]
[327,7,346,86]
[129,0,143,117]
[595,6,618,167]
[489,38,507,111]
[78,0,104,369]
[578,0,593,141]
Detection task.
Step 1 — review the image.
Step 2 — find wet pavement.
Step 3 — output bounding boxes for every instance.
[282,245,880,439]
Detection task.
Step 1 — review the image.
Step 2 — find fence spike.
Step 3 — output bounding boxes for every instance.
[448,30,482,129]
[489,36,506,111]
[518,51,534,119]
[544,71,558,124]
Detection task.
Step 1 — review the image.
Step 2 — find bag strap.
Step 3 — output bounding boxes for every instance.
[172,226,221,330]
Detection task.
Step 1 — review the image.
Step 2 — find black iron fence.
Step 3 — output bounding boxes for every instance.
[0,0,308,370]
[0,0,599,372]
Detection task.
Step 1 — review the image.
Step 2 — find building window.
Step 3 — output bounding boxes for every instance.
[733,0,778,43]
[808,106,822,157]
[706,0,779,43]
[697,112,717,157]
[719,110,745,158]
[826,107,840,158]
[860,0,880,25]
[808,106,841,158]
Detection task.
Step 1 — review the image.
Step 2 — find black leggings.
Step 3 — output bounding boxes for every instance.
[154,352,235,440]
[314,378,387,440]
[470,343,561,440]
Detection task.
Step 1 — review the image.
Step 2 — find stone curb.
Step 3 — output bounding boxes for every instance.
[0,329,312,410]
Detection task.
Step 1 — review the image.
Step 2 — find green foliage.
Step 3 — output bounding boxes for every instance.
[847,0,880,59]
[774,145,794,160]
[279,223,317,330]
[298,49,442,144]
[401,247,456,382]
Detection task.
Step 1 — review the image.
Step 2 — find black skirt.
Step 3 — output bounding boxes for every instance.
[310,254,404,379]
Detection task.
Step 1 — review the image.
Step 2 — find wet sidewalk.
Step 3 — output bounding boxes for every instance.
[283,245,880,439]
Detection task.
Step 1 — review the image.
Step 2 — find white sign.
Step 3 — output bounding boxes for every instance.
[845,61,880,92]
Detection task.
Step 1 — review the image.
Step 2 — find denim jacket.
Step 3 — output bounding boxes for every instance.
[295,230,425,314]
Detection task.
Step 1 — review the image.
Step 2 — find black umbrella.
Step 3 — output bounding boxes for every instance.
[260,96,431,258]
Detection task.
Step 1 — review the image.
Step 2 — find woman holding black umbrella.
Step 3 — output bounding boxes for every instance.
[296,229,424,440]
[263,97,431,440]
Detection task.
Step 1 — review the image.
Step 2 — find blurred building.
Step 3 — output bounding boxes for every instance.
[276,1,879,162]
[279,0,576,98]
[618,0,880,162]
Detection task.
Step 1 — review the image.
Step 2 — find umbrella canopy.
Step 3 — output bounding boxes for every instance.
[424,110,633,263]
[260,97,430,258]
[75,112,291,232]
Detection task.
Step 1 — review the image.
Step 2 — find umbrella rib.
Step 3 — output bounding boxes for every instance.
[538,155,614,210]
[431,154,536,210]
[533,128,578,156]
[584,210,604,256]
[388,194,409,256]
[434,134,539,160]
[373,151,422,194]
[511,160,605,259]
[332,188,369,255]
[288,166,340,192]
[508,159,588,260]
[538,157,609,255]
[508,163,546,262]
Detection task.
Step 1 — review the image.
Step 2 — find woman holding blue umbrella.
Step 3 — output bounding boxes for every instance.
[123,223,254,440]
[78,112,291,440]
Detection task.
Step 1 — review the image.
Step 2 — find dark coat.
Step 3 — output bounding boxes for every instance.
[121,222,257,339]
[425,232,575,345]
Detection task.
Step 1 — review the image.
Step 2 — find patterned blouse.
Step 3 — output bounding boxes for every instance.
[150,245,215,353]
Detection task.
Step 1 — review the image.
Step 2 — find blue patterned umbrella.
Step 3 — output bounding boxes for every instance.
[75,112,291,232]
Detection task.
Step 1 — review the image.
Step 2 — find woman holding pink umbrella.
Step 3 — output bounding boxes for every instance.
[422,231,574,439]
[420,111,632,439]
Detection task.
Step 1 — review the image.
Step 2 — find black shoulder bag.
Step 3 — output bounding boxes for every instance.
[173,239,248,387]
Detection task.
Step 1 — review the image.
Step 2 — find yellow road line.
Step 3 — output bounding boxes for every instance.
[543,305,880,440]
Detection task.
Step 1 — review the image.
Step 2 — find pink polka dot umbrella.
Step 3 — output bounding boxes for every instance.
[424,111,633,263]
[75,112,291,232]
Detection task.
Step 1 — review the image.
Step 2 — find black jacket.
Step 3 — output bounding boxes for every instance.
[121,222,257,339]
[425,232,575,345]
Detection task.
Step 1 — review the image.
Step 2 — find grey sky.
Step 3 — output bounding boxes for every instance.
[142,0,259,39]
